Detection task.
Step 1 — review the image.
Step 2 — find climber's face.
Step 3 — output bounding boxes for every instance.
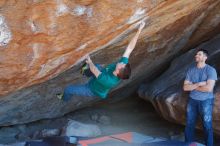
[115,63,126,75]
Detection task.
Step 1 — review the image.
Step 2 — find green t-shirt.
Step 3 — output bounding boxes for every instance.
[89,57,129,98]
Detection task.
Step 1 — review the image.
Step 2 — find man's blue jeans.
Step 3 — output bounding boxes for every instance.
[62,64,103,101]
[185,98,214,146]
[63,83,95,101]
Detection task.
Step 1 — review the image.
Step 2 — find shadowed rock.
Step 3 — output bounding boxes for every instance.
[138,34,220,135]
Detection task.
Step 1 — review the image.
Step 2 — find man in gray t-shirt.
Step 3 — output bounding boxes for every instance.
[183,49,217,146]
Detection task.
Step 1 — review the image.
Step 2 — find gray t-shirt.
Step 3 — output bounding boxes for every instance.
[185,64,217,101]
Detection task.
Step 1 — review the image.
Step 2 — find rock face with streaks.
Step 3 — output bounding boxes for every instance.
[138,34,220,135]
[0,0,220,126]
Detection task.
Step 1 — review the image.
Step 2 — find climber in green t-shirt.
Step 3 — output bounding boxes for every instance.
[57,22,145,101]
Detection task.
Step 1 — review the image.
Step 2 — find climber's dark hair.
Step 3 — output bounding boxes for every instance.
[117,63,131,80]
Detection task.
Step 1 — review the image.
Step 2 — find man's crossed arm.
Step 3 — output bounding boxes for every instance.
[183,80,216,92]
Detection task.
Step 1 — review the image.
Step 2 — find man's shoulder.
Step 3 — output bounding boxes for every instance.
[206,64,217,78]
[205,64,218,80]
[206,64,216,71]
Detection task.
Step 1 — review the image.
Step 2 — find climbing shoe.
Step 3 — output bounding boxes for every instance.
[81,63,93,77]
[56,93,64,100]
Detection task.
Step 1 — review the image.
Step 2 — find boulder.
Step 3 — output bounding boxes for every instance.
[61,120,101,137]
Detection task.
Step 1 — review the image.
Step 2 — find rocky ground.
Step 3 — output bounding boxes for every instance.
[1,96,219,145]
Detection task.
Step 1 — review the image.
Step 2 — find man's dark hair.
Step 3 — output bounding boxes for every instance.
[197,49,209,57]
[117,63,131,80]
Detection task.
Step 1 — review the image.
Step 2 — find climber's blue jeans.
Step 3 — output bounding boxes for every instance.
[63,83,95,101]
[185,98,214,146]
[62,64,103,101]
